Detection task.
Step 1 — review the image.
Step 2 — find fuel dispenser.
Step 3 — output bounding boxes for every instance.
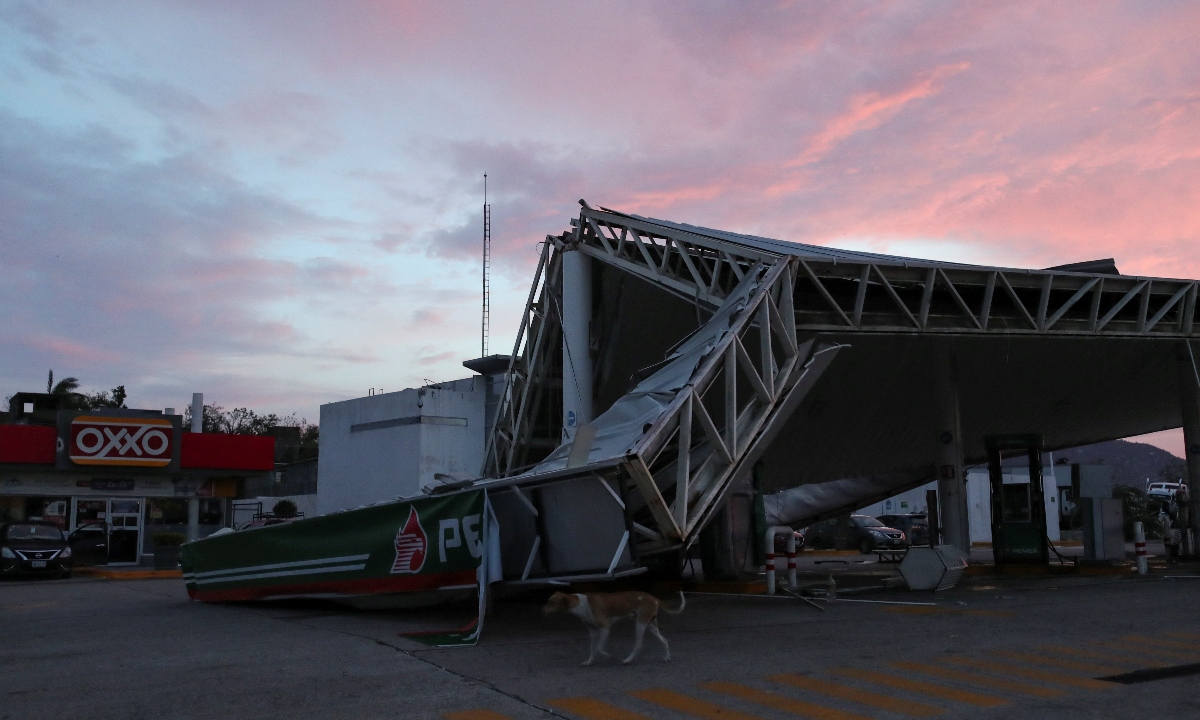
[986,434,1049,565]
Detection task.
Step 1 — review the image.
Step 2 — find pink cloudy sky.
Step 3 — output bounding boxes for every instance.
[1,1,1195,454]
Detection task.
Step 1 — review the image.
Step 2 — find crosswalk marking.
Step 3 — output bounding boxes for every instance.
[768,673,943,716]
[548,697,655,720]
[452,632,1196,720]
[1036,644,1159,667]
[443,711,513,720]
[829,668,1006,708]
[703,681,875,720]
[993,650,1121,676]
[631,688,765,720]
[890,661,1064,699]
[943,656,1113,690]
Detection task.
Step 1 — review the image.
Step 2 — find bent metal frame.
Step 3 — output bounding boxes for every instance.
[477,202,1199,582]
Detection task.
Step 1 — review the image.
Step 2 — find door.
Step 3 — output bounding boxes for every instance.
[70,499,110,565]
[107,499,143,565]
[68,522,109,565]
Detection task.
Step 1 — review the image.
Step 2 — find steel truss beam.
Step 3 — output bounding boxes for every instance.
[574,207,1199,338]
[482,241,564,478]
[481,255,840,565]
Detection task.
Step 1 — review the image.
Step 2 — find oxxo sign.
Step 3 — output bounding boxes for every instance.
[65,415,175,468]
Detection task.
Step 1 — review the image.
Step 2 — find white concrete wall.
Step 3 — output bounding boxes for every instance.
[856,482,936,517]
[966,468,1061,543]
[317,377,485,515]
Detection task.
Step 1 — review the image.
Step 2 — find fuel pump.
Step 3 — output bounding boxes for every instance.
[986,434,1049,565]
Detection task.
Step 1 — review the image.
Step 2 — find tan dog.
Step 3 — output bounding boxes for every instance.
[543,590,685,666]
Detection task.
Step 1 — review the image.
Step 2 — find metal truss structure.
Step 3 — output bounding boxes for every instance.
[574,206,1198,338]
[480,202,1199,577]
[483,258,840,570]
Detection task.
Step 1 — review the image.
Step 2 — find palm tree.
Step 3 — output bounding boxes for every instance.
[46,370,88,409]
[47,370,81,396]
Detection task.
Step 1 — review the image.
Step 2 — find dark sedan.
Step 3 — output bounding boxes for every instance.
[805,514,907,554]
[877,514,930,546]
[1,521,73,578]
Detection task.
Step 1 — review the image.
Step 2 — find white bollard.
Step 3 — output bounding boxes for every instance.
[1134,521,1148,575]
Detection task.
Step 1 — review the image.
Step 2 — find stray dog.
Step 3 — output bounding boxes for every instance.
[543,590,685,666]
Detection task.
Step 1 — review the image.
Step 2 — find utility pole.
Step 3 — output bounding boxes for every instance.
[482,173,491,357]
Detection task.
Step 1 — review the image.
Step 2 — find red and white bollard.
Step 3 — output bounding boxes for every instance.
[766,526,798,594]
[1134,521,1148,575]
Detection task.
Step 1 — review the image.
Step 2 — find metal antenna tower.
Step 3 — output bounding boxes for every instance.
[482,173,491,357]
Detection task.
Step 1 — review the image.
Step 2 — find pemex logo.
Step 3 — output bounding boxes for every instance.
[391,507,427,574]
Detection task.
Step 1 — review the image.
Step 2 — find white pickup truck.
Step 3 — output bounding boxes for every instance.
[1147,482,1188,501]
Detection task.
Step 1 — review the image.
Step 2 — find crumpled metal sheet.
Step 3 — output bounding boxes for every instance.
[528,268,761,475]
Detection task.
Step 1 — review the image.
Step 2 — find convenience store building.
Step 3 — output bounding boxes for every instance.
[0,405,274,565]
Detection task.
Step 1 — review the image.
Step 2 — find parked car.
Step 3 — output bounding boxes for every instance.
[804,515,907,554]
[1,520,73,578]
[877,513,930,546]
[68,521,110,566]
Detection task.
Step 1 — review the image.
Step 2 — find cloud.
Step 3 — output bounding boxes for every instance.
[787,63,971,170]
[2,0,1199,422]
[0,109,338,397]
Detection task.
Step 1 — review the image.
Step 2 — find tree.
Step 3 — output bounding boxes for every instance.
[39,371,127,410]
[45,370,89,410]
[1158,460,1187,485]
[84,385,127,409]
[298,422,319,460]
[47,370,80,396]
[1112,485,1165,540]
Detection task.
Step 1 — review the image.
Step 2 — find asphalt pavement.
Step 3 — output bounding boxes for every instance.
[2,559,1198,720]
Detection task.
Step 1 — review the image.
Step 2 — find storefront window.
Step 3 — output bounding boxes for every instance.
[147,498,188,524]
[199,499,224,525]
[0,497,71,529]
[75,499,107,527]
[1,496,26,522]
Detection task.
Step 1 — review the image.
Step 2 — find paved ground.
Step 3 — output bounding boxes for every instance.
[2,558,1199,720]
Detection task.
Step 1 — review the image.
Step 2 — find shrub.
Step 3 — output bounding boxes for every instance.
[153,531,186,547]
[272,499,298,518]
[1112,485,1162,540]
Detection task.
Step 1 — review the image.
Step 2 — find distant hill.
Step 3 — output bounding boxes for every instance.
[1048,440,1186,490]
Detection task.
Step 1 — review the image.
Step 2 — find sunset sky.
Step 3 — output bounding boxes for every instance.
[1,1,1196,454]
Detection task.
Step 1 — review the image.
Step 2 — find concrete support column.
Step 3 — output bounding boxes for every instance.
[186,498,200,542]
[935,344,970,554]
[561,249,593,442]
[191,393,204,433]
[1180,341,1200,554]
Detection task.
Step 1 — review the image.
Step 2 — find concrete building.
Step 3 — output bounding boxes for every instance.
[0,399,274,565]
[316,377,487,514]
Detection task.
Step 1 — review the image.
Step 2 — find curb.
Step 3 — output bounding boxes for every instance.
[964,563,1133,577]
[74,567,183,580]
